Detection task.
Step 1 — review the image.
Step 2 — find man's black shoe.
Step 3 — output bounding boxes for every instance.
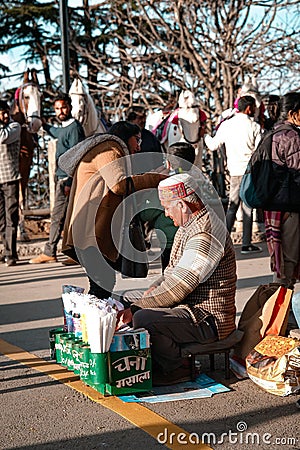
[6,257,17,267]
[241,244,262,254]
[0,255,6,264]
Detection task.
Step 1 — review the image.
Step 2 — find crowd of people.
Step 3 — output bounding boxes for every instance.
[1,86,300,385]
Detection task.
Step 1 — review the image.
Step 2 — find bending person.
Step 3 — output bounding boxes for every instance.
[59,121,166,299]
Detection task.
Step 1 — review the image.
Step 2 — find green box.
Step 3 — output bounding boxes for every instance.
[55,332,74,364]
[88,352,109,395]
[78,344,90,383]
[73,346,152,396]
[72,340,83,375]
[60,334,75,367]
[65,338,75,371]
[107,349,152,395]
[49,327,64,360]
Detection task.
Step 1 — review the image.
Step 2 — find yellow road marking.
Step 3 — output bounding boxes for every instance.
[0,338,212,449]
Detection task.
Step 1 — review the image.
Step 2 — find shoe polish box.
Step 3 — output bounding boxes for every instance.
[106,348,152,395]
[109,328,150,352]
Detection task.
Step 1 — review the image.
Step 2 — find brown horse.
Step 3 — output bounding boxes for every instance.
[11,69,42,240]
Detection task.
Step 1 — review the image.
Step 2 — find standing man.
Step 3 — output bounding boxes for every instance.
[0,100,21,266]
[29,93,85,265]
[205,96,262,254]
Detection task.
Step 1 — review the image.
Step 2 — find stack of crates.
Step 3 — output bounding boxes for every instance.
[49,327,152,396]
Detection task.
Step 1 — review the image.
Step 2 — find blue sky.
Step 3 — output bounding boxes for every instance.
[0,0,100,92]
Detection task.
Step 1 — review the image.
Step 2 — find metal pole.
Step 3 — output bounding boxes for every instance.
[59,0,70,93]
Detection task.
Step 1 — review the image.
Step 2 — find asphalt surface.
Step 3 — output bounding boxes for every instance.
[0,240,300,450]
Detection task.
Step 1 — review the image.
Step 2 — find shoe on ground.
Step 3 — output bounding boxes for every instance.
[29,253,57,264]
[61,257,80,266]
[6,257,16,267]
[152,364,192,386]
[241,244,262,254]
[0,255,6,264]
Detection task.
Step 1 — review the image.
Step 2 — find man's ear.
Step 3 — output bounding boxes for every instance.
[178,199,188,211]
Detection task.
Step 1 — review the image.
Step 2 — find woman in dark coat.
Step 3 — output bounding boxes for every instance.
[264,92,300,288]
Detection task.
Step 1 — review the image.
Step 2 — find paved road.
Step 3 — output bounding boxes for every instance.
[0,241,299,450]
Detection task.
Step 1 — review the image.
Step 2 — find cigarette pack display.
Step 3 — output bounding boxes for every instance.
[109,328,150,352]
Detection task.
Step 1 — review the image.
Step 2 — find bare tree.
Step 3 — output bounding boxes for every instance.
[1,0,299,120]
[71,0,300,120]
[0,0,61,93]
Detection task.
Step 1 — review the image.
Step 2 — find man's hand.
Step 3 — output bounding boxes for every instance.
[64,185,71,197]
[143,286,156,296]
[116,308,133,331]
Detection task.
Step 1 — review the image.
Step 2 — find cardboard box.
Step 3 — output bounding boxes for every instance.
[107,348,152,395]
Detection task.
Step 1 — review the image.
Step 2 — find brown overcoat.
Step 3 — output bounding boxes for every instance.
[60,135,164,262]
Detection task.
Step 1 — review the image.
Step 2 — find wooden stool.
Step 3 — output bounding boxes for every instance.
[180,329,244,379]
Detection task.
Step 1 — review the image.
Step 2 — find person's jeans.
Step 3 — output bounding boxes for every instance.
[0,180,19,258]
[133,307,218,372]
[44,179,69,257]
[226,175,253,246]
[78,247,118,299]
[273,212,300,289]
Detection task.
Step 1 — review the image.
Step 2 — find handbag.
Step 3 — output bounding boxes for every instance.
[239,163,261,209]
[233,283,292,360]
[119,177,149,278]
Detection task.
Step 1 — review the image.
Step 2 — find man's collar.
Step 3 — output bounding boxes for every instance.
[183,206,207,228]
[61,118,75,127]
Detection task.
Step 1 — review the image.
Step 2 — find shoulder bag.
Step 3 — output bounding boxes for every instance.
[119,177,149,278]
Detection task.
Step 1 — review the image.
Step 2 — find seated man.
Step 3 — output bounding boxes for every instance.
[117,173,237,386]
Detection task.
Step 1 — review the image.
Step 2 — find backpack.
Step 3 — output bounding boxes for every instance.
[240,124,300,212]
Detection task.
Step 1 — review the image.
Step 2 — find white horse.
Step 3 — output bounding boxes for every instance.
[12,69,42,241]
[150,90,207,168]
[69,78,107,137]
[16,74,42,133]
